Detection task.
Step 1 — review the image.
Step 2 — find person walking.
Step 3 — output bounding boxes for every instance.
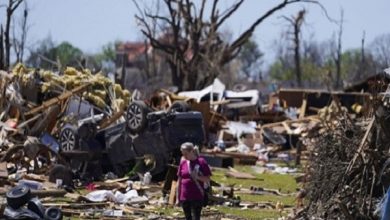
[176,142,211,220]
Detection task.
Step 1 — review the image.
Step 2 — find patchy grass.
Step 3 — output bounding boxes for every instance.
[211,165,299,193]
[155,206,183,218]
[209,165,299,219]
[237,194,296,206]
[215,206,282,219]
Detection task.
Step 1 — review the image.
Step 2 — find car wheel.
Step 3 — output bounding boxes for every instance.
[59,124,79,152]
[59,125,84,173]
[44,206,63,220]
[168,101,190,113]
[126,101,149,133]
[6,185,31,209]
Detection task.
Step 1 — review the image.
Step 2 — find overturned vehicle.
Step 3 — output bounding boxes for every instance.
[58,98,205,179]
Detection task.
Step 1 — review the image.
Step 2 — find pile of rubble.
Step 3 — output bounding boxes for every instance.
[0,63,132,175]
[295,74,390,219]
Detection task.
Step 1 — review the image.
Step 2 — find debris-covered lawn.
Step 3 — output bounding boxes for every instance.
[2,64,390,219]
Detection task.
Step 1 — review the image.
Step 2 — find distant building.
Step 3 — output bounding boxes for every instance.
[115,42,151,88]
[115,41,171,95]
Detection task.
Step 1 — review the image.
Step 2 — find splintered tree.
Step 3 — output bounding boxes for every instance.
[12,1,29,63]
[134,0,321,91]
[332,9,343,89]
[282,9,306,88]
[3,0,24,70]
[0,26,3,70]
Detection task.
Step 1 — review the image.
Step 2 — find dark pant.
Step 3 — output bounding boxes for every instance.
[182,200,203,220]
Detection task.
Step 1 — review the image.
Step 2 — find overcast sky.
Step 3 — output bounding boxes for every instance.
[6,0,390,61]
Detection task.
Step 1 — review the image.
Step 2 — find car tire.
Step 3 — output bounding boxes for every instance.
[6,185,31,209]
[27,197,45,218]
[126,101,149,134]
[168,101,190,113]
[44,206,63,220]
[59,124,79,152]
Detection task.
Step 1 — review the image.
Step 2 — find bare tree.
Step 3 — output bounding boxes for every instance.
[4,0,24,69]
[357,31,366,80]
[370,33,390,70]
[12,1,28,63]
[282,9,306,87]
[334,9,343,89]
[0,26,4,70]
[134,0,322,91]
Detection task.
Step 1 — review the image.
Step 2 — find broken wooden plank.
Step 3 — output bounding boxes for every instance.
[25,83,91,116]
[16,113,42,129]
[210,99,230,106]
[94,181,127,190]
[282,121,293,135]
[238,187,293,196]
[261,115,320,129]
[0,70,13,80]
[299,96,307,119]
[204,152,257,161]
[23,173,47,182]
[308,106,321,113]
[31,189,67,198]
[168,180,177,206]
[166,95,172,107]
[0,162,7,179]
[225,171,256,179]
[104,176,129,184]
[158,88,192,104]
[228,166,239,173]
[115,205,156,214]
[98,110,124,130]
[42,202,108,208]
[0,75,8,112]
